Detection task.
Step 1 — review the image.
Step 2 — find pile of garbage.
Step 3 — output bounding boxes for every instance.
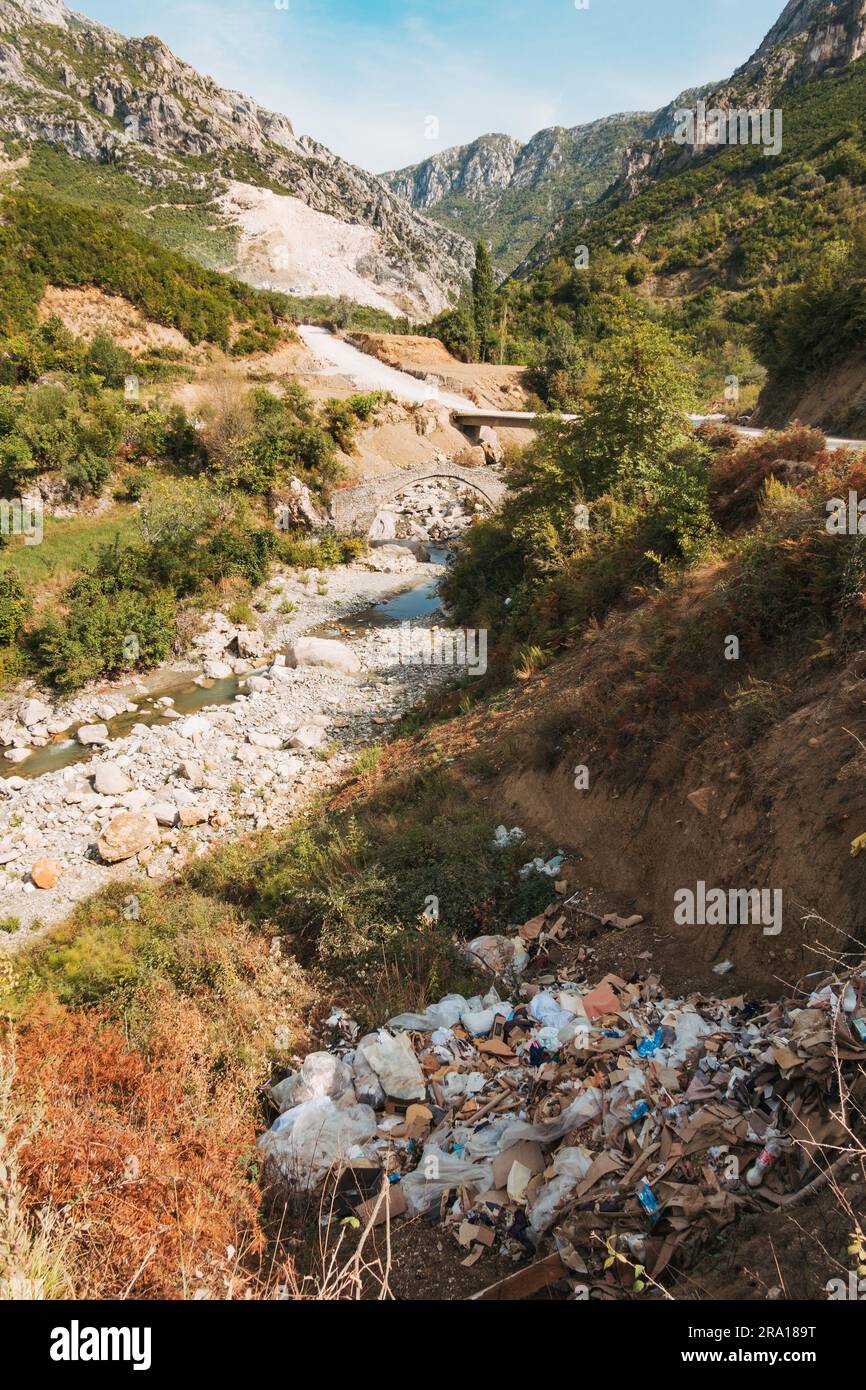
[259,907,866,1296]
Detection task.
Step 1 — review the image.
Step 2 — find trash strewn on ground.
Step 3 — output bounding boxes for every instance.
[259,889,866,1298]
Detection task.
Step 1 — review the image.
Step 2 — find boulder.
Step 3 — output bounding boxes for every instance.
[247,731,282,750]
[290,725,327,751]
[3,748,30,763]
[478,425,504,465]
[176,715,212,741]
[236,628,266,659]
[150,800,179,827]
[97,812,160,864]
[77,723,110,746]
[18,698,52,728]
[362,545,417,574]
[369,509,397,541]
[31,858,61,890]
[177,759,205,785]
[273,477,328,532]
[285,637,361,677]
[203,659,234,680]
[455,445,487,470]
[93,764,133,797]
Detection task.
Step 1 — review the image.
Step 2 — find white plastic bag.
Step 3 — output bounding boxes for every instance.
[355,1029,426,1102]
[529,992,575,1032]
[499,1087,603,1149]
[351,1041,386,1110]
[258,1096,378,1189]
[465,935,528,978]
[389,994,468,1032]
[528,1145,594,1234]
[269,1052,354,1113]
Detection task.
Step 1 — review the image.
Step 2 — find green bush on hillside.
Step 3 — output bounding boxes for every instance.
[31,583,176,693]
[0,571,30,646]
[0,380,123,496]
[0,192,289,352]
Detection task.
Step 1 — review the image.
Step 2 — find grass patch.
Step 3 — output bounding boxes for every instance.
[1,505,136,609]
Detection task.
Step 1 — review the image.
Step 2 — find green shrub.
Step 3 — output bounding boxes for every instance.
[203,526,276,589]
[85,332,134,389]
[275,529,355,570]
[32,584,176,693]
[0,380,123,497]
[63,448,113,498]
[0,570,30,645]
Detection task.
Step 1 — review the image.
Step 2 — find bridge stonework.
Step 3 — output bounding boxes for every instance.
[330,461,507,535]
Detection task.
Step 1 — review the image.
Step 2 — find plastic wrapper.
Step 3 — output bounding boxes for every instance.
[401,1145,495,1214]
[269,1052,354,1113]
[355,1028,426,1102]
[529,1144,594,1234]
[258,1096,378,1189]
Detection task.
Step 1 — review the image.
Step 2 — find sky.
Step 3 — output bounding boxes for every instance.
[78,0,789,172]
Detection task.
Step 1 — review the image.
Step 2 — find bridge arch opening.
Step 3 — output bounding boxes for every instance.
[367,473,498,545]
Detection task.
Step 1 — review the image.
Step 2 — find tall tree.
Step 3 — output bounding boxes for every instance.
[472,240,496,363]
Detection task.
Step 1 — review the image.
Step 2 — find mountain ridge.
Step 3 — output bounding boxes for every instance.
[0,0,474,318]
[385,0,866,279]
[381,113,656,274]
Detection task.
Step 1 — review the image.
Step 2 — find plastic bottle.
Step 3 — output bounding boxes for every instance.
[746,1140,781,1188]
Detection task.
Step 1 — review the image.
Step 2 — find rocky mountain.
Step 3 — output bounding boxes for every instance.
[383,1,866,284]
[0,0,473,317]
[515,0,866,275]
[736,0,866,89]
[628,0,866,184]
[382,114,655,274]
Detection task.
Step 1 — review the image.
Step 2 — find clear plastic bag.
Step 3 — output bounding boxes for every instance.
[355,1029,426,1102]
[258,1096,378,1189]
[529,1144,594,1234]
[269,1052,354,1113]
[401,1145,495,1215]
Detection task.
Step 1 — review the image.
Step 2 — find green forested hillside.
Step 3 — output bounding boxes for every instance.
[385,116,653,275]
[0,184,290,351]
[443,58,866,419]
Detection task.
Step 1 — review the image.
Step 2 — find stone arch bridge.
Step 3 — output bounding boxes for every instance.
[330,461,507,535]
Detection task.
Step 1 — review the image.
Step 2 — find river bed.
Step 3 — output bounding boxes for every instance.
[0,549,459,942]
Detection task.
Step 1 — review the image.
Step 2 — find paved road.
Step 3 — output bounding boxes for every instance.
[299,331,866,452]
[298,325,477,411]
[689,414,866,451]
